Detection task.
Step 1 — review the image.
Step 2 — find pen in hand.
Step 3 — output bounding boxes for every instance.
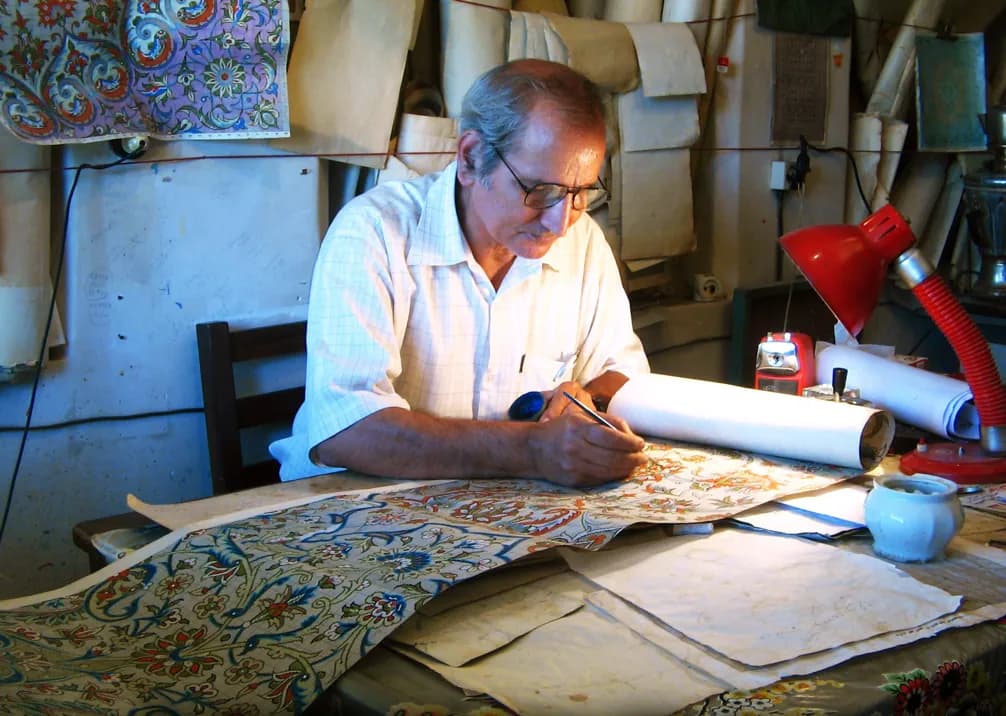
[562,391,619,430]
[562,391,657,467]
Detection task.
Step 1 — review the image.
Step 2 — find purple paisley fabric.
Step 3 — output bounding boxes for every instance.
[0,0,289,143]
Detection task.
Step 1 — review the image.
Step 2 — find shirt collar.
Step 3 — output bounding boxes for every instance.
[408,161,560,273]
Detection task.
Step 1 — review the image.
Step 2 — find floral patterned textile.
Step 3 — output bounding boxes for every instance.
[0,441,857,713]
[668,644,1006,715]
[0,0,289,144]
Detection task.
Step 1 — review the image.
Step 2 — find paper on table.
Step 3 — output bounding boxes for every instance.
[391,571,587,666]
[270,0,416,168]
[732,482,868,538]
[395,604,728,715]
[587,582,1004,693]
[775,481,869,526]
[608,373,895,470]
[417,558,568,616]
[128,474,445,530]
[816,343,978,440]
[731,504,860,538]
[562,529,961,666]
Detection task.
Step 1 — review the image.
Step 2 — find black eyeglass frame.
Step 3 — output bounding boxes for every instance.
[491,146,608,211]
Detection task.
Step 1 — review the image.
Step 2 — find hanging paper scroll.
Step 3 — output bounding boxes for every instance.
[0,0,291,144]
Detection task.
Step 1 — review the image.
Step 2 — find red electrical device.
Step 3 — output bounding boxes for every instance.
[754,331,816,396]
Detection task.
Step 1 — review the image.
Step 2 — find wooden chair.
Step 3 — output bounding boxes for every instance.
[72,319,307,571]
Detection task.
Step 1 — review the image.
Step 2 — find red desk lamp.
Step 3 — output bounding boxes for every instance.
[779,204,1006,484]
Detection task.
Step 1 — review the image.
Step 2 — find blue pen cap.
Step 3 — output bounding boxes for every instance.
[508,391,546,421]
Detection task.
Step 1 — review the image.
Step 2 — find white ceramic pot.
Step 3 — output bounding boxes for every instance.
[864,473,964,562]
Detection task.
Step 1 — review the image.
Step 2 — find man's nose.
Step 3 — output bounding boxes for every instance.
[540,193,577,236]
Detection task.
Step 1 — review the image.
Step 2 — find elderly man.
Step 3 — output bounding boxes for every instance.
[271,59,650,487]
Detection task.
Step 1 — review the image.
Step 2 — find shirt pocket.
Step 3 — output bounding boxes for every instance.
[518,351,576,391]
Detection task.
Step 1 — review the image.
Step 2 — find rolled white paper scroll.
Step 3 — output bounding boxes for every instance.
[815,344,978,440]
[608,373,895,471]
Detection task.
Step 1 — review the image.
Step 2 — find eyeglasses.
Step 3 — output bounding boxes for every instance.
[492,146,607,211]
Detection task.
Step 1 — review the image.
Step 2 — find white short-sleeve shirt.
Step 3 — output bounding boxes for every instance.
[270,161,649,480]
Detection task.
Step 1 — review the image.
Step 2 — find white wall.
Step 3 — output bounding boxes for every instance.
[0,140,327,598]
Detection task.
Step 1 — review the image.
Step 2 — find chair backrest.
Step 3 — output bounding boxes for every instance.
[196,320,306,494]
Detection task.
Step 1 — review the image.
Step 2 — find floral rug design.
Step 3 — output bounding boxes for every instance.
[0,0,289,143]
[0,441,858,713]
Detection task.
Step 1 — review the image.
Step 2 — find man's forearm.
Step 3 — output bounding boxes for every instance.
[312,407,542,479]
[583,370,630,411]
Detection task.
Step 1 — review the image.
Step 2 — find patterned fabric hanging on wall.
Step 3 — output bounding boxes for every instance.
[0,0,291,143]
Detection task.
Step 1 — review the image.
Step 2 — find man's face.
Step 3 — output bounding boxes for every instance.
[464,106,606,261]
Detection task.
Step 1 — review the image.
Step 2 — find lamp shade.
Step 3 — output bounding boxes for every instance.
[779,205,916,336]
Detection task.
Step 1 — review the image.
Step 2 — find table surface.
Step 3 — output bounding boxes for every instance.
[309,506,1006,716]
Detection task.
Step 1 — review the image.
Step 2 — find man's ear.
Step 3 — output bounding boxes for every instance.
[456,131,480,185]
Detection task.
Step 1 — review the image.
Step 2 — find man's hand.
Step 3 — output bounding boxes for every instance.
[529,385,647,487]
[539,380,594,422]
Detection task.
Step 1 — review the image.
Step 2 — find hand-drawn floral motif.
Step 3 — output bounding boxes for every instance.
[0,441,875,711]
[0,0,288,142]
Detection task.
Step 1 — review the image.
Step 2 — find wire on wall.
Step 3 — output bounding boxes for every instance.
[1,151,137,548]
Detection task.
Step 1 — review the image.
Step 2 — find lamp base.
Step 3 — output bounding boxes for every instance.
[899,441,1006,485]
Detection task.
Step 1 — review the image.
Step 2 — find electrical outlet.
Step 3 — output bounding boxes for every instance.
[770,160,788,191]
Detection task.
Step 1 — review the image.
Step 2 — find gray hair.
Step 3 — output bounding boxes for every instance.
[459,60,605,181]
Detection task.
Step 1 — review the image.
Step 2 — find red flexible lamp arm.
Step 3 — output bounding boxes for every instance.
[907,264,1006,453]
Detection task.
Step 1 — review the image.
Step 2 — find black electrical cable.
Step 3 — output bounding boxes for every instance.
[0,154,133,548]
[0,407,203,433]
[801,136,872,216]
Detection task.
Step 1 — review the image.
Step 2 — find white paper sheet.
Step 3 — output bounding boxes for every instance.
[608,373,895,470]
[731,502,860,537]
[391,571,587,666]
[562,529,962,666]
[587,581,1004,693]
[732,481,869,537]
[128,474,446,530]
[396,604,728,715]
[815,343,978,440]
[417,558,568,616]
[774,480,869,526]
